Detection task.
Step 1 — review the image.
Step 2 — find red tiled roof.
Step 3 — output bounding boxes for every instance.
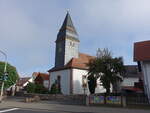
[36,73,49,80]
[48,53,95,72]
[67,53,95,69]
[134,40,150,61]
[122,86,143,92]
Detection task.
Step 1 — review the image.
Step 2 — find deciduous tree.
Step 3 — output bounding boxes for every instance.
[0,61,19,88]
[87,48,125,94]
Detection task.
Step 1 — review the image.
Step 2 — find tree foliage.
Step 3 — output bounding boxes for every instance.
[50,80,62,94]
[87,75,97,94]
[0,61,19,88]
[26,82,49,94]
[26,82,36,93]
[87,48,125,94]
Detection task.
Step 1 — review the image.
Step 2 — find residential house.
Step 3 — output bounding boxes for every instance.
[16,77,32,91]
[134,40,150,102]
[33,72,50,89]
[121,65,143,93]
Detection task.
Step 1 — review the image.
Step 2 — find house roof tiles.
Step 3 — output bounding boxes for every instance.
[38,73,49,80]
[134,40,150,61]
[33,72,49,80]
[48,53,95,72]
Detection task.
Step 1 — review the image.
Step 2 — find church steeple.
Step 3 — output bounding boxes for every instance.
[56,12,79,42]
[55,12,80,68]
[60,12,76,32]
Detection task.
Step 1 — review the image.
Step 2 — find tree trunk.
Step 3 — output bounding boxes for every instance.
[106,88,110,95]
[88,81,96,94]
[88,76,97,94]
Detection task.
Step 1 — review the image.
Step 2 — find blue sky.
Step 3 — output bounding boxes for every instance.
[0,0,150,76]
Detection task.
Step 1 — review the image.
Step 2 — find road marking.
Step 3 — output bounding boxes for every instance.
[0,108,19,113]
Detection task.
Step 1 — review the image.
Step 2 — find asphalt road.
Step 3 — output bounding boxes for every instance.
[0,108,94,113]
[1,97,150,113]
[10,110,49,113]
[0,108,51,113]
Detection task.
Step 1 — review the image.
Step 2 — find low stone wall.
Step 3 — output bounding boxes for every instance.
[25,96,40,103]
[20,93,150,107]
[2,95,7,100]
[23,93,86,105]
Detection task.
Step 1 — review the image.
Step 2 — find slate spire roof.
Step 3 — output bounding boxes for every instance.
[56,12,79,42]
[60,12,76,31]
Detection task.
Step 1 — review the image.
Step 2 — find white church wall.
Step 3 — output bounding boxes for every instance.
[49,69,70,95]
[72,69,106,94]
[72,69,88,94]
[43,80,49,89]
[95,77,106,93]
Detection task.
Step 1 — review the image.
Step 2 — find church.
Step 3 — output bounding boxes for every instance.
[48,12,105,95]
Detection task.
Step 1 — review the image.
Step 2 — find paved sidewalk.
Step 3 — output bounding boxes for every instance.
[0,97,150,113]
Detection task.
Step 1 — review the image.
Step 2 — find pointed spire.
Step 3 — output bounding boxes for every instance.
[56,12,79,42]
[60,11,76,32]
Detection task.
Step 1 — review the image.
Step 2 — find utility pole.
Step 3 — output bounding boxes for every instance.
[0,50,7,103]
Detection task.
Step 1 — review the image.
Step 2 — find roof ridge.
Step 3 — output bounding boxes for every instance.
[134,40,150,44]
[79,52,95,58]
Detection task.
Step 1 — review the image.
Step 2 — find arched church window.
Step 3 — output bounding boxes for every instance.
[57,76,61,92]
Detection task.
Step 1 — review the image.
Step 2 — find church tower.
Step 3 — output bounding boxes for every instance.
[55,12,80,68]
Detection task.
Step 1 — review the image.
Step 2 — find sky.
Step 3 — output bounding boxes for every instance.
[0,0,150,77]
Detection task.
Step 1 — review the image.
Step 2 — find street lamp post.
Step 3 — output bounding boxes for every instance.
[0,50,7,103]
